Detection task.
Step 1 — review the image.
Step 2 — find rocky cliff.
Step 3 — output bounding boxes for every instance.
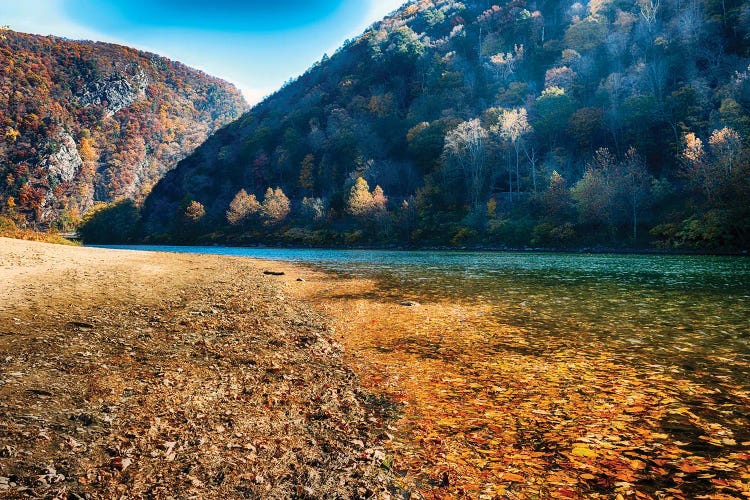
[0,30,248,227]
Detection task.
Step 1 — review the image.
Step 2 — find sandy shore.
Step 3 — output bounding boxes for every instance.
[0,238,393,499]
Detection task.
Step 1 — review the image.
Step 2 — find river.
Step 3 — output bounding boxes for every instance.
[100,246,750,496]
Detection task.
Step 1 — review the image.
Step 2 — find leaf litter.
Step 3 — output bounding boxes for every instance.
[287,268,750,499]
[0,240,396,498]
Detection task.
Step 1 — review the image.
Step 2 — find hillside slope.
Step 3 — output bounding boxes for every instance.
[0,30,247,228]
[141,0,750,250]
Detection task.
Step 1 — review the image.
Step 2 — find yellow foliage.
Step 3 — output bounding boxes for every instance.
[5,127,20,143]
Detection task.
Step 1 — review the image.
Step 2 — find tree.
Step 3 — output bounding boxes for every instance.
[572,148,620,237]
[532,87,575,151]
[301,197,326,221]
[683,128,744,205]
[298,154,315,195]
[347,177,374,217]
[622,148,653,242]
[544,66,577,90]
[78,200,140,244]
[681,132,713,201]
[567,107,605,152]
[184,200,206,223]
[444,119,489,209]
[708,127,741,178]
[564,15,608,52]
[226,189,260,226]
[495,108,532,196]
[261,187,290,225]
[371,185,388,217]
[489,45,524,83]
[346,177,389,219]
[543,171,574,222]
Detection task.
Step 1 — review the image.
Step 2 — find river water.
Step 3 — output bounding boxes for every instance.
[100,246,750,495]
[101,246,750,376]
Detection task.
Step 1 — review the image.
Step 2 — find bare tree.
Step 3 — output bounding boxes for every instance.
[493,109,532,198]
[444,119,489,209]
[639,0,660,32]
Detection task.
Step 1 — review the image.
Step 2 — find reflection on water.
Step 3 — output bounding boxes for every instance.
[101,246,750,382]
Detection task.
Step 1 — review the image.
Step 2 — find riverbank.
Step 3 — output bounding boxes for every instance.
[0,238,393,498]
[3,240,749,499]
[275,260,750,498]
[0,217,78,246]
[138,236,750,256]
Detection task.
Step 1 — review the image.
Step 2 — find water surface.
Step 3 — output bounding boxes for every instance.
[101,246,750,382]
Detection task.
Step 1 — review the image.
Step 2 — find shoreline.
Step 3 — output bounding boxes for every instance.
[3,237,750,498]
[0,238,394,498]
[130,241,750,257]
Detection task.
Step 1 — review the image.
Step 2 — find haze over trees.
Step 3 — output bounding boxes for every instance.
[129,0,747,250]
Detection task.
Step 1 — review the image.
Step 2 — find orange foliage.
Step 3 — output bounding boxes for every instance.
[0,30,247,227]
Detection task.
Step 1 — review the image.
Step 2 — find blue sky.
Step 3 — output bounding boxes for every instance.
[0,0,405,104]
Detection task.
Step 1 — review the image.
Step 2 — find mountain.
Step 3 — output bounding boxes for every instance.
[139,0,750,250]
[0,29,247,229]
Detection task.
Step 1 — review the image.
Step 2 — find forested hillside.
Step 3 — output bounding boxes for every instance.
[0,29,247,229]
[139,0,750,250]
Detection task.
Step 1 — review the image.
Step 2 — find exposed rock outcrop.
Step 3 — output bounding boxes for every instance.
[78,69,149,116]
[42,133,83,184]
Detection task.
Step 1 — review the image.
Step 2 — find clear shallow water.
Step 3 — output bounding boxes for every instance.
[99,246,750,382]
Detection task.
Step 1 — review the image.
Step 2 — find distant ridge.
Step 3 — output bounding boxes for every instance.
[0,29,248,228]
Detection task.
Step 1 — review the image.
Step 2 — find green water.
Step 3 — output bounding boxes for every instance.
[101,246,750,385]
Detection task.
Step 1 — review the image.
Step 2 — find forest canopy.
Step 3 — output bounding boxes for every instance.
[130,0,749,251]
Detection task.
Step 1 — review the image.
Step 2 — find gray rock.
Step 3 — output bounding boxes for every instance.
[78,68,148,116]
[43,132,82,184]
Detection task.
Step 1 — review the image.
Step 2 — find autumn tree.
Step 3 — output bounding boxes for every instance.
[226,189,260,226]
[371,185,388,217]
[489,45,524,83]
[544,66,577,90]
[708,127,742,179]
[444,119,489,209]
[564,15,607,52]
[681,132,713,201]
[346,177,389,219]
[347,177,374,217]
[184,200,206,223]
[683,128,745,205]
[298,154,315,195]
[261,187,290,225]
